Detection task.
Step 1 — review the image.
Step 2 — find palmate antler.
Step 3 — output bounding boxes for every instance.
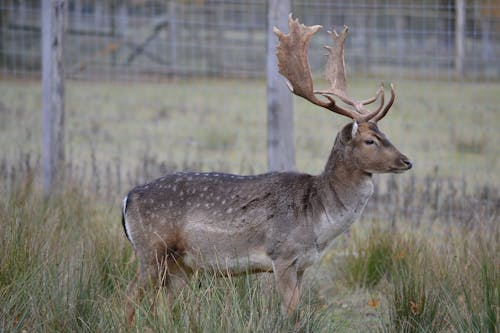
[273,14,395,123]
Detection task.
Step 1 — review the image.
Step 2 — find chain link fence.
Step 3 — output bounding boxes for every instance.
[1,0,499,80]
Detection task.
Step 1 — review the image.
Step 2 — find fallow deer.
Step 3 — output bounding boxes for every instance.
[122,15,412,323]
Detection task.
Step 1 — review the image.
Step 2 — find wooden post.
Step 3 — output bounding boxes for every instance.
[455,0,465,79]
[168,1,178,75]
[267,0,295,171]
[42,0,65,195]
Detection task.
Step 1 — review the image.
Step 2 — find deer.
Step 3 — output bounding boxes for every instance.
[122,14,412,324]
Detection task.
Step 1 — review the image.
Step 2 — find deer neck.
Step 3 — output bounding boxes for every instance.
[326,154,372,202]
[321,129,374,208]
[311,133,374,252]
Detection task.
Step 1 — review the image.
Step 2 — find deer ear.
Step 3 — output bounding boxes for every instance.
[351,121,359,138]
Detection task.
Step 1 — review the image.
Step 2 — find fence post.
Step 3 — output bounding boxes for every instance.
[267,0,295,171]
[168,1,178,75]
[42,0,66,196]
[455,0,465,79]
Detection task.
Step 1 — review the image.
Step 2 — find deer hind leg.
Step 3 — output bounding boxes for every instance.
[163,253,192,306]
[125,248,166,325]
[273,259,304,317]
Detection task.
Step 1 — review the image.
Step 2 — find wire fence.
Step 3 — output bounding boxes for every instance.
[1,1,499,225]
[1,0,499,80]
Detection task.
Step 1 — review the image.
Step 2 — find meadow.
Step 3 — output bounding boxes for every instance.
[0,78,498,332]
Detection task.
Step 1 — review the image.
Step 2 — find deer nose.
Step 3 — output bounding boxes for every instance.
[401,156,412,169]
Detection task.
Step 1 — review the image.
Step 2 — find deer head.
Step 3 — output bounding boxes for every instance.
[274,15,412,176]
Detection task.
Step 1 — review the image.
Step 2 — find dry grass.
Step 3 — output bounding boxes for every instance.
[0,77,499,331]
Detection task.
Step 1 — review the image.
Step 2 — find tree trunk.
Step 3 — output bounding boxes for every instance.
[267,0,294,171]
[42,0,65,196]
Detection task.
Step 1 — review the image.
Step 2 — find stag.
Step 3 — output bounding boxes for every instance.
[122,15,412,323]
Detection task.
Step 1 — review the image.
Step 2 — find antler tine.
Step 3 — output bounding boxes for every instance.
[360,83,384,105]
[370,83,395,122]
[358,85,385,122]
[274,14,362,121]
[317,82,384,115]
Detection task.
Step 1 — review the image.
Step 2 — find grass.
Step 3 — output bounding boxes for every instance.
[342,227,398,288]
[0,78,499,188]
[1,177,497,332]
[0,77,499,331]
[330,222,498,333]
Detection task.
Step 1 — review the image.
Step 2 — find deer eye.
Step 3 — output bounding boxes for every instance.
[364,139,375,145]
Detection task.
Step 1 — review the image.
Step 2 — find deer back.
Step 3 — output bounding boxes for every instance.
[123,171,334,272]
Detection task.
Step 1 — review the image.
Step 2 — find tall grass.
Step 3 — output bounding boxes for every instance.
[0,176,131,332]
[339,220,498,333]
[0,177,340,332]
[443,243,499,333]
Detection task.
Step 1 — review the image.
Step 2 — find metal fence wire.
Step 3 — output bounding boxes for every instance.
[1,0,499,81]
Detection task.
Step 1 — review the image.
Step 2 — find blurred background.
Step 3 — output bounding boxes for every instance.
[2,0,499,79]
[0,0,499,222]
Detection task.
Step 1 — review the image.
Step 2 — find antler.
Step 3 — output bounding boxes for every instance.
[273,14,395,123]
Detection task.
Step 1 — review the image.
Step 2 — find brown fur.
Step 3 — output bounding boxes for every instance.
[122,121,411,323]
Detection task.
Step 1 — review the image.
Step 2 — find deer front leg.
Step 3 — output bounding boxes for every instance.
[272,259,303,316]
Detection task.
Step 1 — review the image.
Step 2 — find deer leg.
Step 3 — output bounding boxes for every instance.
[273,259,302,316]
[125,276,140,325]
[125,250,165,325]
[163,255,191,306]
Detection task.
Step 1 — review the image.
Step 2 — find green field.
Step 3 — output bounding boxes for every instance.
[1,78,499,188]
[0,78,498,332]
